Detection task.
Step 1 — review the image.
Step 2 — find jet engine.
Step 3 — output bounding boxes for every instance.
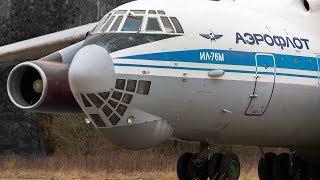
[7,53,81,113]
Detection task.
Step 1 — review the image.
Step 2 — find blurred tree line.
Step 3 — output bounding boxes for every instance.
[0,0,131,46]
[0,0,79,46]
[0,0,130,157]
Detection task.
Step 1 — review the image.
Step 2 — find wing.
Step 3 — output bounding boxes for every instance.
[0,22,97,63]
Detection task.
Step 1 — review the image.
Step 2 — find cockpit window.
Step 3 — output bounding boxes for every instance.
[115,10,127,14]
[160,17,175,33]
[146,17,162,32]
[157,10,166,14]
[131,10,146,14]
[110,15,123,32]
[101,16,115,32]
[93,9,184,35]
[121,15,143,32]
[170,17,184,33]
[148,10,157,14]
[92,14,110,33]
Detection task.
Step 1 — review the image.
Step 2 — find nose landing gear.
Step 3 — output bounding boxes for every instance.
[177,143,241,180]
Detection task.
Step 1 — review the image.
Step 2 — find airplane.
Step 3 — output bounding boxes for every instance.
[0,0,320,179]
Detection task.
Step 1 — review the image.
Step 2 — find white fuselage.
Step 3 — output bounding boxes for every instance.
[69,0,320,150]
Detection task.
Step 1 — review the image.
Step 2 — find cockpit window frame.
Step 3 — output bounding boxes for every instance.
[131,10,146,15]
[115,10,127,14]
[92,13,111,33]
[96,9,184,35]
[109,15,124,32]
[160,16,175,34]
[169,17,184,34]
[100,15,116,32]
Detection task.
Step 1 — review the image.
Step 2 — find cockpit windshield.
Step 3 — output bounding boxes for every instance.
[146,17,162,32]
[122,15,143,31]
[92,10,184,35]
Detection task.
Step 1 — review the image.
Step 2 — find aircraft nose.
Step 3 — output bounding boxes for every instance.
[69,44,116,94]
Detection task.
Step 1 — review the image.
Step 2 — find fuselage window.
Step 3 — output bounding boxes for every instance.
[146,17,162,32]
[170,17,184,33]
[121,15,143,32]
[157,10,166,14]
[101,16,115,32]
[109,15,124,32]
[160,17,175,33]
[148,10,157,14]
[115,10,127,14]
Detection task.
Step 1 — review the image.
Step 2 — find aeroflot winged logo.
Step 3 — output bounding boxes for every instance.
[200,30,223,42]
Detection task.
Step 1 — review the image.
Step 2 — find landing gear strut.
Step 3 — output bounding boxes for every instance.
[177,143,241,180]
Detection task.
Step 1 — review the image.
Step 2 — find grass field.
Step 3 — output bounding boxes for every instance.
[0,115,282,179]
[0,150,260,179]
[0,170,259,180]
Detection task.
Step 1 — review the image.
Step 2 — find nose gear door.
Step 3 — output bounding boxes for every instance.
[245,53,276,116]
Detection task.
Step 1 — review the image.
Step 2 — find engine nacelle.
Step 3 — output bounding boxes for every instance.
[7,55,81,113]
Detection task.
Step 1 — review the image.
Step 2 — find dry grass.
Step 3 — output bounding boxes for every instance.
[0,115,284,179]
[0,152,259,179]
[0,170,259,180]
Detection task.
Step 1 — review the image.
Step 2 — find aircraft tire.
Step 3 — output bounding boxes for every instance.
[291,156,308,180]
[177,152,193,180]
[189,153,208,180]
[273,153,290,180]
[208,153,224,180]
[258,152,277,180]
[218,153,241,180]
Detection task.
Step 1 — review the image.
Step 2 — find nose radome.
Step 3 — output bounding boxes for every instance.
[69,45,116,93]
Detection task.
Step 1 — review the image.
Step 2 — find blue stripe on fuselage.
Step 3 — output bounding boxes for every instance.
[116,49,318,72]
[114,63,318,79]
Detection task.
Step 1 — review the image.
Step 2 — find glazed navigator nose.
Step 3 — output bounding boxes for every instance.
[69,44,116,94]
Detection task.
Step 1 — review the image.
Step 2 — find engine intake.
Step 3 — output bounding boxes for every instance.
[7,60,81,113]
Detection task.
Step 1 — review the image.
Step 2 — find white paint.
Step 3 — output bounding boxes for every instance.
[69,45,116,93]
[2,0,320,151]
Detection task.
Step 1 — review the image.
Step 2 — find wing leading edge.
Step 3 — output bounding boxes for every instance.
[0,22,97,63]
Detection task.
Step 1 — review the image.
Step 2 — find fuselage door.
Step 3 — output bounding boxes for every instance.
[245,53,276,116]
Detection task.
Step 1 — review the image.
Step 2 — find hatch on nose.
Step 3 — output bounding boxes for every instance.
[68,44,116,94]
